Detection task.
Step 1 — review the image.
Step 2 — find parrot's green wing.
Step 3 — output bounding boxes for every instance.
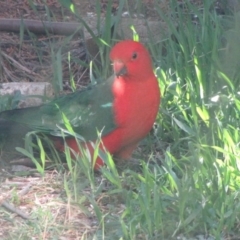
[0,76,116,160]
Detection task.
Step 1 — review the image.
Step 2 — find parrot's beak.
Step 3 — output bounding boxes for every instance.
[113,60,127,78]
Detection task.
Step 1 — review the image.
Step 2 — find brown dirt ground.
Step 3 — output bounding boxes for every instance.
[0,0,227,87]
[0,0,233,239]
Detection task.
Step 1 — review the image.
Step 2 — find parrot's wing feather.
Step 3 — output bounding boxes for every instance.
[0,75,115,141]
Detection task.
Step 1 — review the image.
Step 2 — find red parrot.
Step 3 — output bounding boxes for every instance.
[0,40,160,169]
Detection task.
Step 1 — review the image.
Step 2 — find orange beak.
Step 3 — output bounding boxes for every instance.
[113,60,127,77]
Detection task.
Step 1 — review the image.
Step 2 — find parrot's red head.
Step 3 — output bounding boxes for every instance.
[110,40,153,80]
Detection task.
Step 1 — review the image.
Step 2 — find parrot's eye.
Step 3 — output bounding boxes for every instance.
[132,52,138,60]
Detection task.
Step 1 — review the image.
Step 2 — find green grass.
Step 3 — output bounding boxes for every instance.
[61,1,240,238]
[79,1,240,239]
[1,0,240,239]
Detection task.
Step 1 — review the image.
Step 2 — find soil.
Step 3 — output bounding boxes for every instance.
[0,0,229,89]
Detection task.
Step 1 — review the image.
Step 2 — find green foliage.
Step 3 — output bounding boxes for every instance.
[72,0,240,239]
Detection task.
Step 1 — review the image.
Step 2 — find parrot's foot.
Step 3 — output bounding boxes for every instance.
[115,143,138,160]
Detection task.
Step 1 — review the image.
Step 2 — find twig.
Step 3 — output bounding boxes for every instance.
[0,183,32,220]
[18,183,32,196]
[1,62,20,82]
[1,201,30,219]
[1,51,38,75]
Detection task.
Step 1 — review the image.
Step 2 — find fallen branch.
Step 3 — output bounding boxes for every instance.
[1,200,30,220]
[0,183,32,220]
[0,18,83,36]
